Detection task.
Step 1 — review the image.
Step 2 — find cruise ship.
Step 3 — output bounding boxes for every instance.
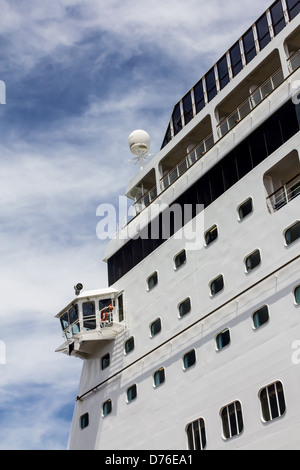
[56,0,300,450]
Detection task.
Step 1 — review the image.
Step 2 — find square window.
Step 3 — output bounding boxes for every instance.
[174,249,186,269]
[284,221,300,245]
[183,349,196,369]
[238,198,253,220]
[103,399,112,417]
[178,298,191,317]
[205,225,218,245]
[252,305,269,328]
[150,318,161,337]
[216,328,230,350]
[221,401,243,439]
[127,384,137,403]
[101,353,110,370]
[124,336,134,354]
[245,249,261,272]
[147,271,158,290]
[80,413,89,430]
[210,275,224,296]
[153,367,165,387]
[259,381,285,422]
[186,418,207,450]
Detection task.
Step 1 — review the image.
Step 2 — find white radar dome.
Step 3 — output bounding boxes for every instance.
[128,130,150,156]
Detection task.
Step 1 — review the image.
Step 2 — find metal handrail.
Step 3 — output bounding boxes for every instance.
[217,67,284,138]
[266,173,300,212]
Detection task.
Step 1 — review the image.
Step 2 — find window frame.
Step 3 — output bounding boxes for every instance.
[220,400,244,439]
[215,328,231,351]
[124,336,135,354]
[294,285,300,306]
[204,224,218,246]
[101,352,110,370]
[126,384,137,403]
[237,197,253,220]
[244,249,261,273]
[284,220,300,246]
[259,381,286,422]
[174,249,187,269]
[178,297,191,318]
[183,349,196,370]
[186,418,207,450]
[153,367,165,388]
[80,412,89,430]
[102,399,112,417]
[147,271,158,291]
[210,274,224,297]
[150,318,162,337]
[252,305,269,329]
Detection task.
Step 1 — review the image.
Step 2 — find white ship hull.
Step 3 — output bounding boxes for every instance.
[56,0,300,450]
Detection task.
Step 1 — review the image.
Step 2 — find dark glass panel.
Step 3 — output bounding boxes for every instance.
[286,0,300,20]
[229,41,243,77]
[182,92,193,125]
[270,0,286,35]
[217,55,230,89]
[194,80,205,113]
[161,123,172,149]
[242,28,256,64]
[222,151,238,190]
[256,14,271,50]
[235,139,253,179]
[205,68,217,102]
[210,162,224,201]
[249,126,267,167]
[172,102,182,136]
[263,112,283,155]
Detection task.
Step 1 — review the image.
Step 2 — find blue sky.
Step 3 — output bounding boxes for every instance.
[0,0,271,450]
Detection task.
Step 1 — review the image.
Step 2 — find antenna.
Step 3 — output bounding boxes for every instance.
[128,130,152,170]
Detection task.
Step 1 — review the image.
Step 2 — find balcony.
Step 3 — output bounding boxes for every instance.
[287,49,300,73]
[160,133,214,191]
[266,173,300,212]
[217,67,284,138]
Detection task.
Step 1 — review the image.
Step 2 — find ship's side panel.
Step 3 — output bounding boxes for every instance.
[68,129,300,449]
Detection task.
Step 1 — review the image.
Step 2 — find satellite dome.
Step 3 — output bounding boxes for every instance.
[128,130,150,156]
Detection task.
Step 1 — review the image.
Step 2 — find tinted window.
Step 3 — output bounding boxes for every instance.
[124,336,134,354]
[147,271,158,290]
[210,275,224,296]
[174,249,186,269]
[80,413,89,429]
[178,298,191,317]
[270,0,286,35]
[238,198,253,219]
[253,305,269,328]
[216,328,230,350]
[154,368,165,387]
[182,92,193,125]
[245,249,261,272]
[172,102,182,136]
[150,318,161,337]
[229,42,243,77]
[205,68,217,102]
[183,349,196,369]
[286,0,300,20]
[256,14,271,50]
[217,55,230,90]
[194,80,205,113]
[285,221,300,245]
[242,28,256,64]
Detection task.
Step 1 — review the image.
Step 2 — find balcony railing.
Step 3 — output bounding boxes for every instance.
[287,49,300,73]
[266,173,300,213]
[217,68,284,138]
[160,133,214,191]
[134,185,157,215]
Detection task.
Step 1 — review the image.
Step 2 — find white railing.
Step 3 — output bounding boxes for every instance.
[267,173,300,213]
[288,49,300,73]
[134,185,157,215]
[160,133,214,191]
[217,68,284,138]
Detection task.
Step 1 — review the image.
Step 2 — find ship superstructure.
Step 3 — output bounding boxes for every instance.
[56,0,300,450]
